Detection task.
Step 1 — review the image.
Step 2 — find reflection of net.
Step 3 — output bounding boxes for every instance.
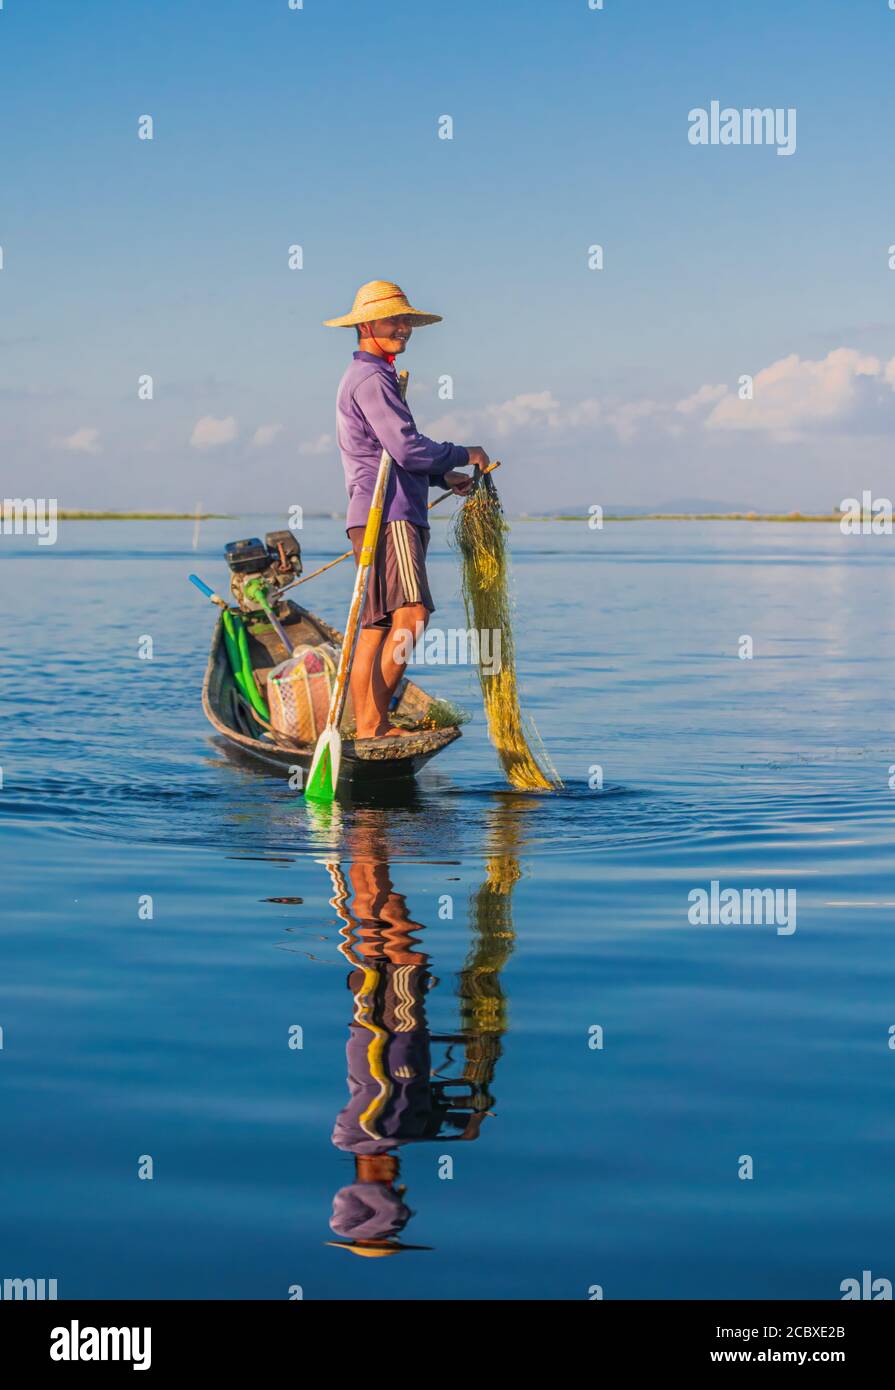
[451,472,561,791]
[457,854,520,1094]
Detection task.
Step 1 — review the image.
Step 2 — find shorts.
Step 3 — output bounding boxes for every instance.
[347,519,435,630]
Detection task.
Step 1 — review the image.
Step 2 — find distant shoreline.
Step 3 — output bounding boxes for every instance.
[27,510,846,524]
[520,512,844,523]
[49,511,233,521]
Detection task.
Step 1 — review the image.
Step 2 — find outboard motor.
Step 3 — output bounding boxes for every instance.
[225,531,302,610]
[264,530,302,583]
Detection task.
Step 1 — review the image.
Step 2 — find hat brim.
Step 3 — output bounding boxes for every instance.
[324,1241,432,1257]
[323,308,442,328]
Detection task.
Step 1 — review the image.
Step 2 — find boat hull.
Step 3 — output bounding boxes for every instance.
[201,599,461,788]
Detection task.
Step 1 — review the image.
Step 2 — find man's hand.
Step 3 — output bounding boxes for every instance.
[465,446,491,472]
[444,469,475,496]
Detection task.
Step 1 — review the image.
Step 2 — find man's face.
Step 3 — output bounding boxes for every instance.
[363,315,414,353]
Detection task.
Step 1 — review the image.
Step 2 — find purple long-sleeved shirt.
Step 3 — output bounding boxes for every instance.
[336,351,469,531]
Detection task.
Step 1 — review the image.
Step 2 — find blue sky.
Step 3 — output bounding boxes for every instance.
[2,0,895,511]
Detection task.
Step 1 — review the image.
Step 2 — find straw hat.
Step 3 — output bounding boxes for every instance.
[323,280,442,328]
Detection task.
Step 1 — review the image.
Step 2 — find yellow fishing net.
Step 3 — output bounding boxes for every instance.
[451,472,562,792]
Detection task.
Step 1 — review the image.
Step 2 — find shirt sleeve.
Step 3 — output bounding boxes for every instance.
[354,370,469,482]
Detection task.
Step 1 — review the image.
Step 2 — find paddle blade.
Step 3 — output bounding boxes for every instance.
[304,728,341,802]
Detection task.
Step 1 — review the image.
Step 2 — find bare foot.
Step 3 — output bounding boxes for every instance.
[354,724,416,740]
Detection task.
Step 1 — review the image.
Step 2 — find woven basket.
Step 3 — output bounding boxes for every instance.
[268,642,340,743]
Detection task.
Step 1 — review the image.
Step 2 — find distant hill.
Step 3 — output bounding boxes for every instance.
[537,497,759,517]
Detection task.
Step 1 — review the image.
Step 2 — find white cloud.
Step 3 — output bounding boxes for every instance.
[425,391,559,441]
[554,397,603,429]
[604,400,661,443]
[421,407,484,440]
[190,415,237,449]
[485,391,559,437]
[56,426,101,454]
[417,347,895,456]
[705,349,882,437]
[427,390,663,443]
[298,433,334,456]
[251,423,283,448]
[675,383,728,416]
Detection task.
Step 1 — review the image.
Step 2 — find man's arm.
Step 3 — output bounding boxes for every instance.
[354,370,469,481]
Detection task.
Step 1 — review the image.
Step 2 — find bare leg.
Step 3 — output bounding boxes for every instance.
[351,607,429,739]
[379,604,428,734]
[350,627,389,739]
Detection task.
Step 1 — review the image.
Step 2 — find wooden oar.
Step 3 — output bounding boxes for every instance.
[282,460,502,594]
[304,370,411,801]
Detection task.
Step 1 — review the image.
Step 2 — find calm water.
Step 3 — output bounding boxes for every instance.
[2,518,894,1300]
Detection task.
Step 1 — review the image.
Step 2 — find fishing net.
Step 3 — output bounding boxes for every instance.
[418,697,472,731]
[450,471,562,792]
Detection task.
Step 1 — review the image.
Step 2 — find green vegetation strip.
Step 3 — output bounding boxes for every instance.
[523,512,844,523]
[47,511,232,520]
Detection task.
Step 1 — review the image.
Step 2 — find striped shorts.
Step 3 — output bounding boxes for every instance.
[347,519,435,630]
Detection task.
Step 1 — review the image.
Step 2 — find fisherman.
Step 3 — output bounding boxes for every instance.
[325,280,491,739]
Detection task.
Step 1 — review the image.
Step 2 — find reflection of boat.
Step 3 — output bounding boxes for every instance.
[198,531,462,788]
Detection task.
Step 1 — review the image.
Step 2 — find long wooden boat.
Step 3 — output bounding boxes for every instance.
[201,598,462,786]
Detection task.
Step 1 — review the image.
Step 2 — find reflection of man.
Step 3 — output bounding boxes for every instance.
[326,856,490,1257]
[329,1154,413,1259]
